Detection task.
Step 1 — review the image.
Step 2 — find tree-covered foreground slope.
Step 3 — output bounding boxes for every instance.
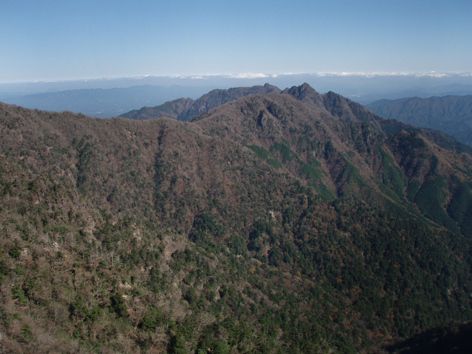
[0,84,472,353]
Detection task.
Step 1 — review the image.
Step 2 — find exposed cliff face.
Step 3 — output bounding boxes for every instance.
[1,84,472,353]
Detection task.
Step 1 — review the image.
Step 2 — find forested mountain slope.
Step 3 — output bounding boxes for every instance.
[0,84,472,353]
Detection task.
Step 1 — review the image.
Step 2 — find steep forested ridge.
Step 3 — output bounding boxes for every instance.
[0,84,471,353]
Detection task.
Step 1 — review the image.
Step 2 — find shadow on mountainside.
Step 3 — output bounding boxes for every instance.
[384,322,472,354]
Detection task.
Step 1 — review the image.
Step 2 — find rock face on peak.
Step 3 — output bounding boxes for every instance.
[1,85,472,353]
[283,82,325,109]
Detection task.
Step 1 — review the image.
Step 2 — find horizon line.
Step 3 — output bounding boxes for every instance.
[2,71,472,85]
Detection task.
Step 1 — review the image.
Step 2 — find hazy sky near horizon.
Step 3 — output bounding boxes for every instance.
[1,0,471,83]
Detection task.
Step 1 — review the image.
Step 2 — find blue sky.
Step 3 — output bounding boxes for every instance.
[1,0,471,83]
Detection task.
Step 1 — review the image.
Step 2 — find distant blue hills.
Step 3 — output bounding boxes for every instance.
[367,95,472,147]
[0,85,212,118]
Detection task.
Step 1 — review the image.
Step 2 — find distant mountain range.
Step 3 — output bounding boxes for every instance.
[1,85,212,118]
[3,72,472,118]
[367,95,472,147]
[1,83,472,352]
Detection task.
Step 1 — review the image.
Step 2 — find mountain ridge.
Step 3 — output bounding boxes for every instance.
[1,84,472,353]
[120,83,281,121]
